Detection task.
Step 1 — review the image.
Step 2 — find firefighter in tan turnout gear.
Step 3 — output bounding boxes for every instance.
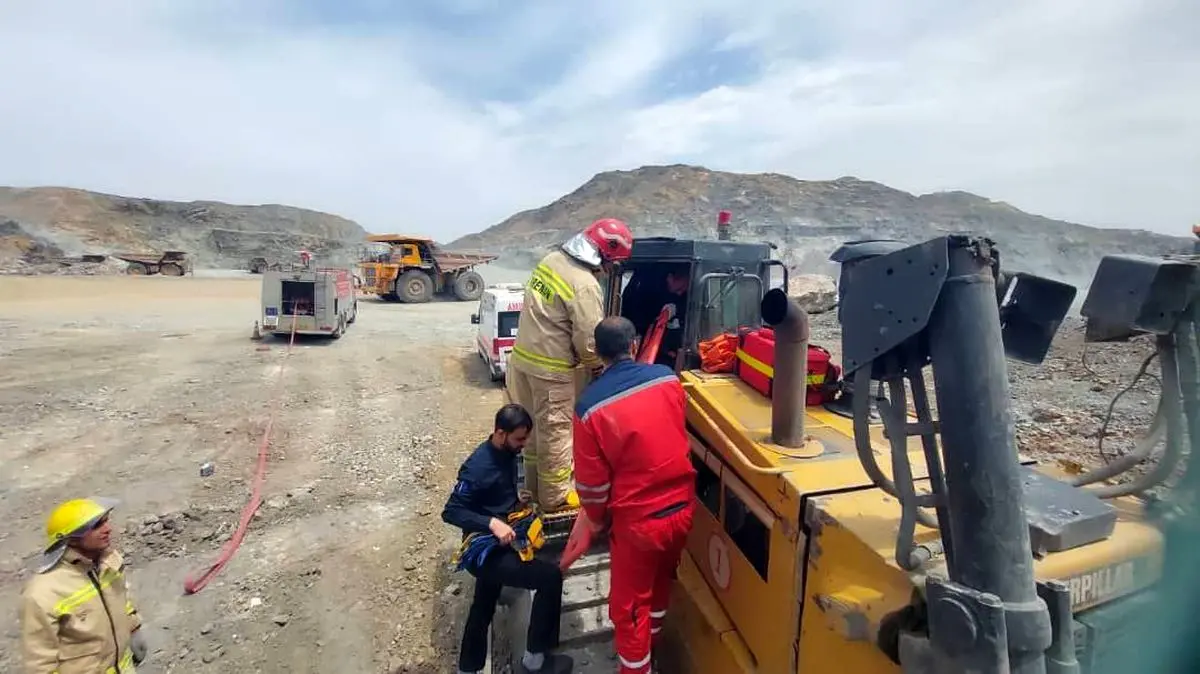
[507,218,635,512]
[19,498,148,674]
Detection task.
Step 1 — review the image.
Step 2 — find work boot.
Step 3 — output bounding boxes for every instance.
[541,489,581,514]
[517,652,573,674]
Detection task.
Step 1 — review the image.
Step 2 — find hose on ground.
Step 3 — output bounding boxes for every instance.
[183,314,298,594]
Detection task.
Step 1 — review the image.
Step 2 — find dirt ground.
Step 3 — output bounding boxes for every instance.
[0,275,509,673]
[0,273,1168,674]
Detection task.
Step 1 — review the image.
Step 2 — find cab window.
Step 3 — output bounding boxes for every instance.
[699,274,763,341]
[498,311,519,338]
[617,266,689,330]
[724,486,771,580]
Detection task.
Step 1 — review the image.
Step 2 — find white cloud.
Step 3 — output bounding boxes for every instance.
[0,0,1195,239]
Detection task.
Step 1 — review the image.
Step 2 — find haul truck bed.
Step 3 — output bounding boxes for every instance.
[489,516,617,673]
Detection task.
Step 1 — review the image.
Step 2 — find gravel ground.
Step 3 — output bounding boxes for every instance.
[0,269,1168,674]
[0,273,518,673]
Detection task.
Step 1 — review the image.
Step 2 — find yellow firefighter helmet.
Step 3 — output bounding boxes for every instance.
[38,497,117,571]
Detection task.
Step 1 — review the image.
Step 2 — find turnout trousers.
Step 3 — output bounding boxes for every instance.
[458,548,564,673]
[608,502,694,674]
[506,363,577,510]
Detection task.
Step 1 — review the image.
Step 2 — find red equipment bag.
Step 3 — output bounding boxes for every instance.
[735,328,842,405]
[806,345,841,405]
[735,328,776,397]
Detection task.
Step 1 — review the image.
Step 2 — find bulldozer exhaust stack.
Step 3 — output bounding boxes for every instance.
[761,288,809,448]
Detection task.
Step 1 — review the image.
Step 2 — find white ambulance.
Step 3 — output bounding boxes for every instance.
[471,283,524,382]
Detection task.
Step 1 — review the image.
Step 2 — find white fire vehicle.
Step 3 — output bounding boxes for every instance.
[471,283,523,381]
[261,265,358,339]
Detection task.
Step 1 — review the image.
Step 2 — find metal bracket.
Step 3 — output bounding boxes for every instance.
[925,574,1052,673]
[997,271,1078,364]
[838,236,1077,373]
[1081,254,1199,341]
[839,237,949,377]
[1021,466,1116,556]
[1036,580,1081,674]
[830,238,910,326]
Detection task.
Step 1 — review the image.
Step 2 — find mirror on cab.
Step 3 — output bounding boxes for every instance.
[470,313,480,324]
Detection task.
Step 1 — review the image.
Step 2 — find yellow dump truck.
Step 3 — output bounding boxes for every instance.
[114,250,193,276]
[357,234,498,303]
[486,233,1195,673]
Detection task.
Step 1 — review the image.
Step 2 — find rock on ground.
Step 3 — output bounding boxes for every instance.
[0,258,129,276]
[788,273,838,314]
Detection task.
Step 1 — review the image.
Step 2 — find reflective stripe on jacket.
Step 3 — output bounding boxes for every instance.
[572,359,697,526]
[451,506,546,572]
[20,548,141,674]
[511,249,605,377]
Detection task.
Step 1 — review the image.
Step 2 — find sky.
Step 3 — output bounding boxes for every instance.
[0,1,1196,240]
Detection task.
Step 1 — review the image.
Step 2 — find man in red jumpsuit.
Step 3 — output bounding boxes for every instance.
[571,316,696,673]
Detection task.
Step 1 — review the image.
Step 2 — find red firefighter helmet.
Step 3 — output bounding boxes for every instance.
[582,218,634,263]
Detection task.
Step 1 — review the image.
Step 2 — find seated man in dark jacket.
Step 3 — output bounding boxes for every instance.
[442,403,573,674]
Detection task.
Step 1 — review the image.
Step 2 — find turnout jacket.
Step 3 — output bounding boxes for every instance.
[20,547,141,674]
[572,359,697,526]
[511,249,606,378]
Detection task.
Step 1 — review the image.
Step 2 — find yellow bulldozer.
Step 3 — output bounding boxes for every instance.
[486,231,1200,673]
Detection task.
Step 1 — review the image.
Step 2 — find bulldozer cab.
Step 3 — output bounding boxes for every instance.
[603,237,788,370]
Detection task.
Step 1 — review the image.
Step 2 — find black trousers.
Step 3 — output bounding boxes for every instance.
[458,548,564,672]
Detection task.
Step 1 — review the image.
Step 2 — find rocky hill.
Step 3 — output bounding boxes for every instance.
[451,165,1192,298]
[0,186,368,270]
